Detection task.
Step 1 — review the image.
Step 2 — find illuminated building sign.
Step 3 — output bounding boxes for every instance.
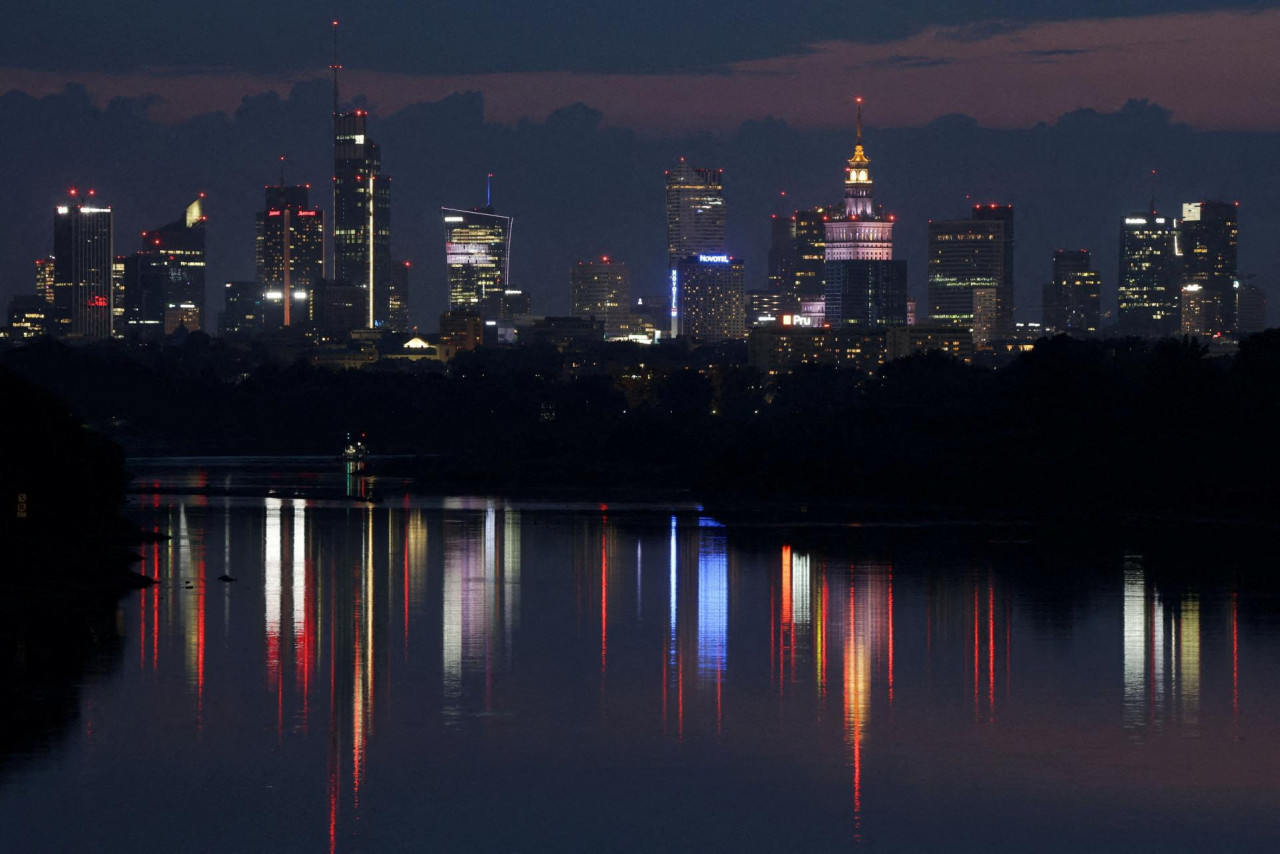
[1125,218,1147,225]
[698,254,730,264]
[670,269,679,318]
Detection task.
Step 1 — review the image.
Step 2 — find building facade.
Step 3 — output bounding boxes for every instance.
[665,159,725,272]
[1180,201,1238,335]
[927,205,1014,337]
[676,254,745,343]
[52,192,113,339]
[256,184,324,330]
[1118,209,1180,337]
[118,197,207,337]
[443,206,512,317]
[334,110,392,329]
[570,257,631,338]
[1042,249,1101,335]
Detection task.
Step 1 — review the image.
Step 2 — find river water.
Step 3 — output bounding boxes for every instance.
[3,460,1279,852]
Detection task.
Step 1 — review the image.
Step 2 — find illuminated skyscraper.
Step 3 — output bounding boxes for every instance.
[119,196,207,336]
[333,110,391,329]
[443,203,512,316]
[676,254,745,343]
[665,159,725,271]
[793,209,829,303]
[823,100,906,329]
[1118,208,1180,337]
[571,257,631,338]
[52,190,113,339]
[927,205,1014,336]
[824,100,893,262]
[1042,249,1100,335]
[1180,284,1214,337]
[34,256,55,304]
[1180,201,1238,334]
[256,184,324,330]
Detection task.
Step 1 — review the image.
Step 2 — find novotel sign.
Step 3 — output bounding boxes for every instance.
[698,254,731,264]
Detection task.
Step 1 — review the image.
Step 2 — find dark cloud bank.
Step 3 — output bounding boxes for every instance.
[3,82,1276,329]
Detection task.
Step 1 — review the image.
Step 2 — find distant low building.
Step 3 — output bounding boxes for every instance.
[1236,280,1267,336]
[886,325,974,362]
[439,310,484,361]
[6,294,48,338]
[748,325,886,378]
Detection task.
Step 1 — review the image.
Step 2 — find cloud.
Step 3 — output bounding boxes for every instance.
[871,55,957,69]
[3,10,1279,135]
[0,2,1272,76]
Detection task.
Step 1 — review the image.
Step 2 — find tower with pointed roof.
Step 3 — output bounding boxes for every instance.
[823,98,907,328]
[825,98,894,263]
[844,97,875,219]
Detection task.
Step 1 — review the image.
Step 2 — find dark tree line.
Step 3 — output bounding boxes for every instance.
[5,331,1280,517]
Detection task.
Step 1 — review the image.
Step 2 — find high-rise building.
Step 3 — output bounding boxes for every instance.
[307,278,367,342]
[118,196,207,337]
[34,256,55,304]
[333,110,392,329]
[1118,209,1180,337]
[52,190,113,339]
[825,261,908,329]
[767,214,797,296]
[387,260,411,331]
[1180,284,1215,337]
[443,205,512,317]
[793,209,829,302]
[665,159,725,271]
[927,204,1014,336]
[823,100,907,330]
[1042,249,1101,335]
[1236,280,1267,336]
[256,184,324,330]
[1180,201,1238,334]
[220,281,263,336]
[824,100,893,262]
[570,257,631,338]
[675,254,745,343]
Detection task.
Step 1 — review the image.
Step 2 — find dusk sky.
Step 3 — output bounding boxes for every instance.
[4,2,1278,327]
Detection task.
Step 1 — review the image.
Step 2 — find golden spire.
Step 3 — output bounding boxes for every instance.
[848,96,870,171]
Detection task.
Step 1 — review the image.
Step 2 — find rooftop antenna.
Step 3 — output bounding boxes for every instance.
[1149,169,1158,216]
[855,95,864,145]
[486,173,493,208]
[279,155,286,186]
[330,20,341,127]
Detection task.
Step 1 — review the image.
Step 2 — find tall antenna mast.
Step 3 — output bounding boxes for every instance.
[486,173,493,208]
[330,20,341,128]
[855,95,864,145]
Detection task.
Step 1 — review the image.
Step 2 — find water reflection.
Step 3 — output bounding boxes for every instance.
[10,482,1279,853]
[1122,559,1204,732]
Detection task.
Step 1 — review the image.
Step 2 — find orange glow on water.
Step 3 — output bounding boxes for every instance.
[887,571,894,705]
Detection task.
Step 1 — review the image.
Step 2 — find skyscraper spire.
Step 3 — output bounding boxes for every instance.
[844,97,873,218]
[486,172,493,209]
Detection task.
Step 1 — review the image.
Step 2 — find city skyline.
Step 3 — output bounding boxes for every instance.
[3,12,1279,333]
